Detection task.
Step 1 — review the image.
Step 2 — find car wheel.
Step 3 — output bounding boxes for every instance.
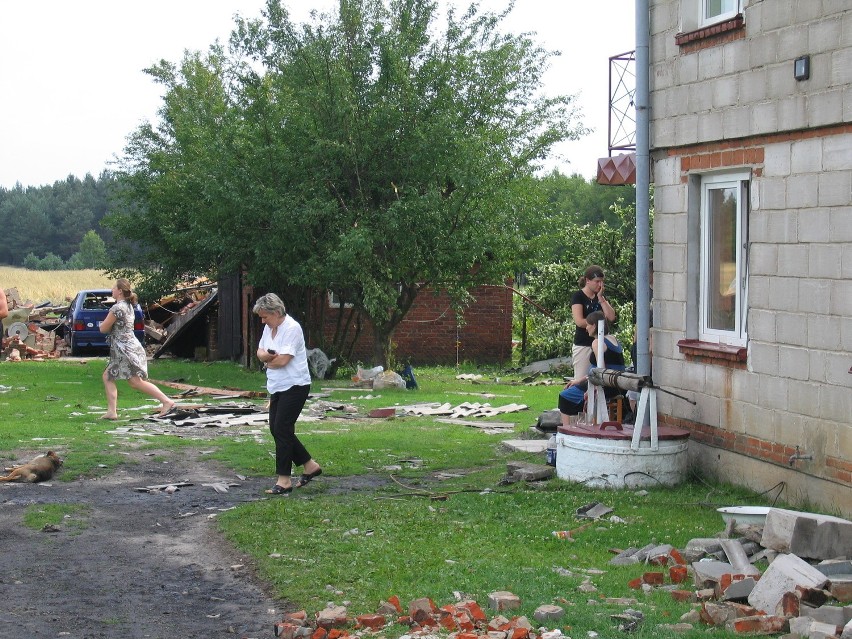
[70,336,81,357]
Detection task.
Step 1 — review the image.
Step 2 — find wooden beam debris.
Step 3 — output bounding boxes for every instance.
[148,379,266,398]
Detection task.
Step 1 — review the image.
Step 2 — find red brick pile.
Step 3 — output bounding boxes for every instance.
[274,595,551,639]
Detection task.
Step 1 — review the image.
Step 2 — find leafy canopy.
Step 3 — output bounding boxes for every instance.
[105,0,588,362]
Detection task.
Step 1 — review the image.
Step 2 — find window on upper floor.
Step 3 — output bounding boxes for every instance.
[703,0,738,24]
[681,0,742,33]
[699,172,749,346]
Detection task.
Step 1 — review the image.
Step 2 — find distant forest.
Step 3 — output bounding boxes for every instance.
[0,172,115,268]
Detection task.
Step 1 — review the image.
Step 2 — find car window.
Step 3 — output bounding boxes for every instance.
[82,294,113,311]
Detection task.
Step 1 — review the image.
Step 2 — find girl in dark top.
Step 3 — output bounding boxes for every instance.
[571,265,616,382]
[559,311,625,425]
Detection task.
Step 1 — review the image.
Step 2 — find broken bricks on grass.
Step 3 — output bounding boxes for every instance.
[610,507,851,638]
[276,594,598,639]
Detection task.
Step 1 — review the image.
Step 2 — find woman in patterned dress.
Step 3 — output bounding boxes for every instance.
[99,279,174,420]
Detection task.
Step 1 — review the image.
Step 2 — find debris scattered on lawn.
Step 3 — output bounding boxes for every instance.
[133,482,193,493]
[397,401,528,418]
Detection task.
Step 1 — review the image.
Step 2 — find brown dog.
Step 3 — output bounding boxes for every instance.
[0,451,63,483]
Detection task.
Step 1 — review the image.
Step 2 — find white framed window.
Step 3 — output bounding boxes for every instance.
[681,0,741,32]
[327,291,353,309]
[702,0,738,25]
[699,172,749,346]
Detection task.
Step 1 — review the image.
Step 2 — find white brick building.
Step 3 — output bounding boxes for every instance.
[648,0,851,516]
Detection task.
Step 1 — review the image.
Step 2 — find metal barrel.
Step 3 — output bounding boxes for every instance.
[588,368,651,392]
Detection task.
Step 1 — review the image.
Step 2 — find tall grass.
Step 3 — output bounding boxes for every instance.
[0,266,114,304]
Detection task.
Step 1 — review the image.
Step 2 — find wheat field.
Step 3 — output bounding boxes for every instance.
[0,266,115,305]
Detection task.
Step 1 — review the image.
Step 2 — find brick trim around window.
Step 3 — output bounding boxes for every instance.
[675,14,745,51]
[677,339,747,369]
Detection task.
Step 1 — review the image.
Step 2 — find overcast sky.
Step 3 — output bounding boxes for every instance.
[0,0,635,190]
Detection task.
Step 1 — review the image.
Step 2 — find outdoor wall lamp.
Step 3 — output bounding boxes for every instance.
[794,55,810,81]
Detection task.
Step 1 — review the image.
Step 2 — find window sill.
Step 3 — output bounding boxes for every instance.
[675,14,745,47]
[677,339,746,364]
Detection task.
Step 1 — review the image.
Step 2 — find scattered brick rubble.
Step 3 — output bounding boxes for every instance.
[271,509,851,639]
[609,508,851,637]
[273,594,567,639]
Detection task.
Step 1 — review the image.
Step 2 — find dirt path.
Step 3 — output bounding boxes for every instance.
[0,449,286,638]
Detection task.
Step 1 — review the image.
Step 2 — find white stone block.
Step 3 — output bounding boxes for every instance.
[778,95,808,130]
[760,508,852,559]
[808,243,843,278]
[675,114,700,145]
[787,174,819,209]
[831,279,852,316]
[777,346,810,381]
[791,138,823,174]
[749,341,779,376]
[805,314,840,351]
[787,381,822,418]
[750,243,779,275]
[807,349,828,384]
[761,0,796,31]
[763,209,799,243]
[820,383,852,423]
[776,312,809,347]
[757,375,789,410]
[712,76,738,109]
[809,89,845,128]
[763,142,792,177]
[758,177,788,209]
[808,18,842,54]
[748,32,779,69]
[751,101,778,135]
[823,135,852,171]
[798,278,831,314]
[748,309,776,343]
[767,276,800,311]
[676,54,698,84]
[748,552,829,615]
[818,170,852,207]
[797,209,831,243]
[830,48,852,87]
[722,106,751,139]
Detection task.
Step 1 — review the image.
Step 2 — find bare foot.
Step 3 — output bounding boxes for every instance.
[156,401,176,417]
[100,413,119,420]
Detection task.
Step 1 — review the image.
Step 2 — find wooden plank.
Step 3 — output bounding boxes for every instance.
[148,379,265,398]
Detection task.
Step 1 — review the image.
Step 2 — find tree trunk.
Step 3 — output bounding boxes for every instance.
[371,324,393,368]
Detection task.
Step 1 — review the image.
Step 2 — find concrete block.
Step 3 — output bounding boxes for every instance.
[818,170,852,207]
[789,617,839,639]
[720,577,759,602]
[720,540,763,576]
[693,560,736,588]
[791,138,823,174]
[843,618,852,639]
[487,591,520,611]
[533,605,564,622]
[748,554,830,615]
[761,509,852,559]
[806,604,852,628]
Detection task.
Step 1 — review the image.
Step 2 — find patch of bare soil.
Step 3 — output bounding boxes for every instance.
[0,448,291,639]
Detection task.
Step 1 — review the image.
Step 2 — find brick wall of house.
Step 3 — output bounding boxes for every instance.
[648,0,852,517]
[315,284,513,366]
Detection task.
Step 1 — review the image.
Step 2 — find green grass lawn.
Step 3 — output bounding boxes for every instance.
[0,358,772,638]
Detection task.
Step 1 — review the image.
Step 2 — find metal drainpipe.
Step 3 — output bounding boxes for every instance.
[635,0,651,382]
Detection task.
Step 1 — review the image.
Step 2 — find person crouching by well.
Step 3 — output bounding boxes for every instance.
[558,310,626,427]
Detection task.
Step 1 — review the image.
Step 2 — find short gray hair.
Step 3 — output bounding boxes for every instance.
[252,293,286,316]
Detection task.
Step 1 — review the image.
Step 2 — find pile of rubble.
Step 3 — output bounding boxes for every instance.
[1,287,68,360]
[274,594,575,639]
[270,508,851,639]
[608,507,851,637]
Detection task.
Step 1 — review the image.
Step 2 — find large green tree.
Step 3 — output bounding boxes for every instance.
[106,0,587,364]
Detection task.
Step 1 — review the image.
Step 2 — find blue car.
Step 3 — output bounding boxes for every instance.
[63,289,145,356]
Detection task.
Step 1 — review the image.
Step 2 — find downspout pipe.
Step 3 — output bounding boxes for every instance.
[635,0,651,379]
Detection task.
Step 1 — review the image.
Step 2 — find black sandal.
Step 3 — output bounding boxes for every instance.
[265,485,293,495]
[295,468,322,488]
